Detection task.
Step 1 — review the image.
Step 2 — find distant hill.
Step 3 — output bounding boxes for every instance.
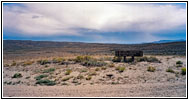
[3,40,186,57]
[151,39,186,43]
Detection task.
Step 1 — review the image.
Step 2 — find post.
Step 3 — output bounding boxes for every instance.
[132,56,134,61]
[124,56,126,62]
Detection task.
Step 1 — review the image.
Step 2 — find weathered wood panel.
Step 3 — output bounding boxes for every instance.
[115,50,143,57]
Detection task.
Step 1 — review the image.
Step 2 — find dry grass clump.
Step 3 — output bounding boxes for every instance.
[52,57,65,64]
[111,81,119,85]
[77,74,84,80]
[115,66,125,73]
[109,63,115,68]
[22,60,34,67]
[38,59,51,65]
[44,65,49,68]
[99,57,112,61]
[25,76,30,79]
[11,61,17,66]
[62,76,73,81]
[181,67,186,75]
[112,56,122,62]
[88,71,97,76]
[95,68,100,71]
[86,76,92,80]
[101,66,107,70]
[4,64,10,67]
[65,69,72,75]
[74,56,92,63]
[166,68,175,73]
[62,82,68,85]
[147,66,156,72]
[68,58,75,61]
[12,73,22,78]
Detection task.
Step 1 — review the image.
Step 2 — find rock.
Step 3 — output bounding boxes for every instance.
[106,74,114,78]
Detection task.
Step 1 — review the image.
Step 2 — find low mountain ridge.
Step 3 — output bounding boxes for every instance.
[3,40,186,56]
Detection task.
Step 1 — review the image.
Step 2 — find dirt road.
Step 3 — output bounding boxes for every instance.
[3,82,186,97]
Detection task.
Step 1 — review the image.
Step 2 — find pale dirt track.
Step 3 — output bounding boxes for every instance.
[3,82,186,97]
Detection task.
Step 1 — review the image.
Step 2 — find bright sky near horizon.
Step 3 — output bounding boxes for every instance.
[3,2,186,44]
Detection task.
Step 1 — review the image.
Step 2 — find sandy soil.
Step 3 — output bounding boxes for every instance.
[3,82,186,97]
[3,55,187,97]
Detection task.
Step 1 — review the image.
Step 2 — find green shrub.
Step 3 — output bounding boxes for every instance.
[137,56,160,63]
[127,58,134,63]
[52,57,65,63]
[136,56,148,62]
[34,74,48,80]
[38,59,51,65]
[43,68,55,73]
[12,73,22,78]
[147,66,156,72]
[11,61,17,66]
[176,61,183,64]
[80,68,88,73]
[115,66,125,73]
[36,79,56,86]
[176,64,182,67]
[82,60,107,67]
[86,76,92,80]
[65,69,72,75]
[112,56,122,62]
[74,56,107,67]
[181,67,186,75]
[166,68,175,73]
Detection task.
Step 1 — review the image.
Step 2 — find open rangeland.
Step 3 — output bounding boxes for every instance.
[3,40,186,97]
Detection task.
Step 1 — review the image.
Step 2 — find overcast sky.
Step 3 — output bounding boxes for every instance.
[3,3,186,44]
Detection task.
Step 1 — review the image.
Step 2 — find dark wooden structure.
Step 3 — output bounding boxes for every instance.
[115,50,143,62]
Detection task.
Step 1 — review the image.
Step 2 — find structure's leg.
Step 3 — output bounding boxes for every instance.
[124,56,126,62]
[132,56,134,61]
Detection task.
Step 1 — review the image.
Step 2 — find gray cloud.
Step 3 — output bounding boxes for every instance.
[3,3,186,42]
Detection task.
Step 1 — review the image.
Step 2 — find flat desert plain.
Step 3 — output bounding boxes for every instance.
[3,56,186,97]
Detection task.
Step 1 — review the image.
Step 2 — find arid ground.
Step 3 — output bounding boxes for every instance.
[3,40,187,97]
